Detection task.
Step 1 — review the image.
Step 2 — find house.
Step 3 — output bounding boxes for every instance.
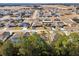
[0,23,5,27]
[72,17,79,23]
[51,21,65,28]
[57,22,65,28]
[54,17,61,21]
[10,32,22,43]
[32,21,42,27]
[0,32,5,40]
[42,18,52,26]
[8,23,17,27]
[23,32,30,37]
[1,32,10,41]
[32,20,43,29]
[18,22,30,28]
[51,22,57,28]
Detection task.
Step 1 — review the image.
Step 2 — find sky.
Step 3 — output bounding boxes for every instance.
[0,0,79,3]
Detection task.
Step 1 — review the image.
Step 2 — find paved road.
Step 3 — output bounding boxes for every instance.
[0,29,46,32]
[32,10,38,19]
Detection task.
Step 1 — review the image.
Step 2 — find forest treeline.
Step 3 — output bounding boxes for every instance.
[0,32,79,56]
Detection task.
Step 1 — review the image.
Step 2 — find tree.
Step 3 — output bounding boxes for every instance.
[51,32,79,56]
[0,40,3,55]
[18,33,52,56]
[51,33,69,56]
[69,32,79,43]
[2,40,14,56]
[67,32,79,55]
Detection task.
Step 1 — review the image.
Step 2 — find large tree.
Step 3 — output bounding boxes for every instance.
[18,33,52,56]
[51,33,69,56]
